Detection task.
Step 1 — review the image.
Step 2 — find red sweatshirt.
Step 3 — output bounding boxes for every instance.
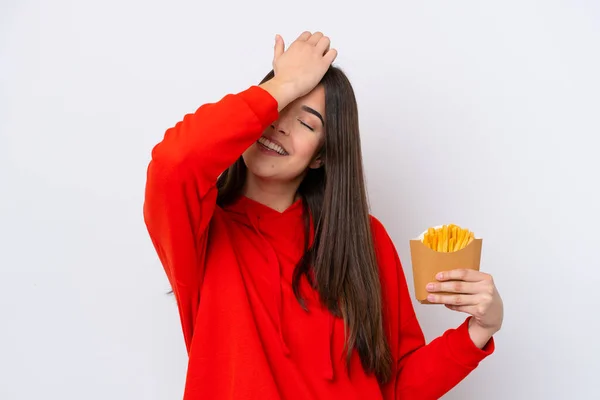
[143,85,494,400]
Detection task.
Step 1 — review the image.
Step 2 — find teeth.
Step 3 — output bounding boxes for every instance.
[258,137,287,155]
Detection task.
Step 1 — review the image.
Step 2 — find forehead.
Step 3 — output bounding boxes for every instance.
[292,85,325,114]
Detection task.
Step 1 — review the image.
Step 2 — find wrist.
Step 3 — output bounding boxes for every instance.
[258,78,297,111]
[467,318,496,349]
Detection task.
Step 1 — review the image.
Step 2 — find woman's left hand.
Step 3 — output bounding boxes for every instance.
[426,269,504,347]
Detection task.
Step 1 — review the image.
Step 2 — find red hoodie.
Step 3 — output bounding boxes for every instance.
[143,85,494,400]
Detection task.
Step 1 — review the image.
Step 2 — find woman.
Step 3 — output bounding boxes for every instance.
[143,31,503,399]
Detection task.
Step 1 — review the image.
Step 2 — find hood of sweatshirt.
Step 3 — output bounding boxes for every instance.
[223,195,335,380]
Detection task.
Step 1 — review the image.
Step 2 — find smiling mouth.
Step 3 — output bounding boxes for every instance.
[257,136,289,156]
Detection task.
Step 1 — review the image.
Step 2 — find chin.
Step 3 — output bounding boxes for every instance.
[242,148,303,182]
[245,163,279,180]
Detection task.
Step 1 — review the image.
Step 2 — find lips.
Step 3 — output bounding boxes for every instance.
[257,136,289,156]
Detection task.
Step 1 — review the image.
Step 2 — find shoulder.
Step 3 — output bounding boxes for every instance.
[368,215,415,328]
[368,214,404,273]
[368,214,412,293]
[369,214,385,232]
[369,214,395,252]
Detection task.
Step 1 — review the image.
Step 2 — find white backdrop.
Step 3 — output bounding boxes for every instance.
[2,1,599,399]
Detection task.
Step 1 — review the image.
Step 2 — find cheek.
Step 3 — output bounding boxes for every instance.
[241,144,265,170]
[241,145,256,163]
[292,135,321,164]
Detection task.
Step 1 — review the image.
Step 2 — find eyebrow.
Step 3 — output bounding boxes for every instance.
[301,105,325,127]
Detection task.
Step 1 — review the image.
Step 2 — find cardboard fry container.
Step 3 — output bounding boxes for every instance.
[409,229,483,304]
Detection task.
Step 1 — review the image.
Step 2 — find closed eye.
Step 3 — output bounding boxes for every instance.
[297,118,315,132]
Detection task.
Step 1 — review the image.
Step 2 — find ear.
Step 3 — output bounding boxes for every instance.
[309,157,323,169]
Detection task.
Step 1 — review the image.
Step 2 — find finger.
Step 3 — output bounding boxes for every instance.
[436,268,483,282]
[274,34,285,59]
[296,31,312,42]
[307,31,324,45]
[427,293,478,306]
[426,280,478,294]
[323,48,338,65]
[316,35,331,55]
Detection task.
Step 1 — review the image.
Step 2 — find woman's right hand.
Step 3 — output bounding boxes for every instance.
[260,31,337,110]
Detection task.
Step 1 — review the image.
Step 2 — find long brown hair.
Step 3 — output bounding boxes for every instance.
[217,67,393,383]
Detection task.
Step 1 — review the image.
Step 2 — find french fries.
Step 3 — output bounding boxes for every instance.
[422,224,474,252]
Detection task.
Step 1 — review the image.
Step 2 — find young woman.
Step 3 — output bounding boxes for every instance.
[143,31,503,399]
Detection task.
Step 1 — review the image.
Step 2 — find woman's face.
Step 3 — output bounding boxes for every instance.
[242,85,325,183]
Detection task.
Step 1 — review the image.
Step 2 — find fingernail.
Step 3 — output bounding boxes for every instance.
[436,272,444,280]
[427,294,435,302]
[426,283,434,291]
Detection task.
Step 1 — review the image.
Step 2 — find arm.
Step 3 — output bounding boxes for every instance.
[143,86,279,349]
[143,31,337,349]
[370,217,494,399]
[393,249,495,399]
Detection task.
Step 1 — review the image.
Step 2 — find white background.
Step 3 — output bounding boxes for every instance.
[2,0,599,399]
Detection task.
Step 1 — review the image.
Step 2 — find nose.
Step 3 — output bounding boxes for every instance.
[271,121,289,136]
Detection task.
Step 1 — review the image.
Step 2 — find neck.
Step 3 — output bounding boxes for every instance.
[243,171,302,212]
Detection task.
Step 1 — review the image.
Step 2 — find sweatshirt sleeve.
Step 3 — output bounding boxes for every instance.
[143,86,278,349]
